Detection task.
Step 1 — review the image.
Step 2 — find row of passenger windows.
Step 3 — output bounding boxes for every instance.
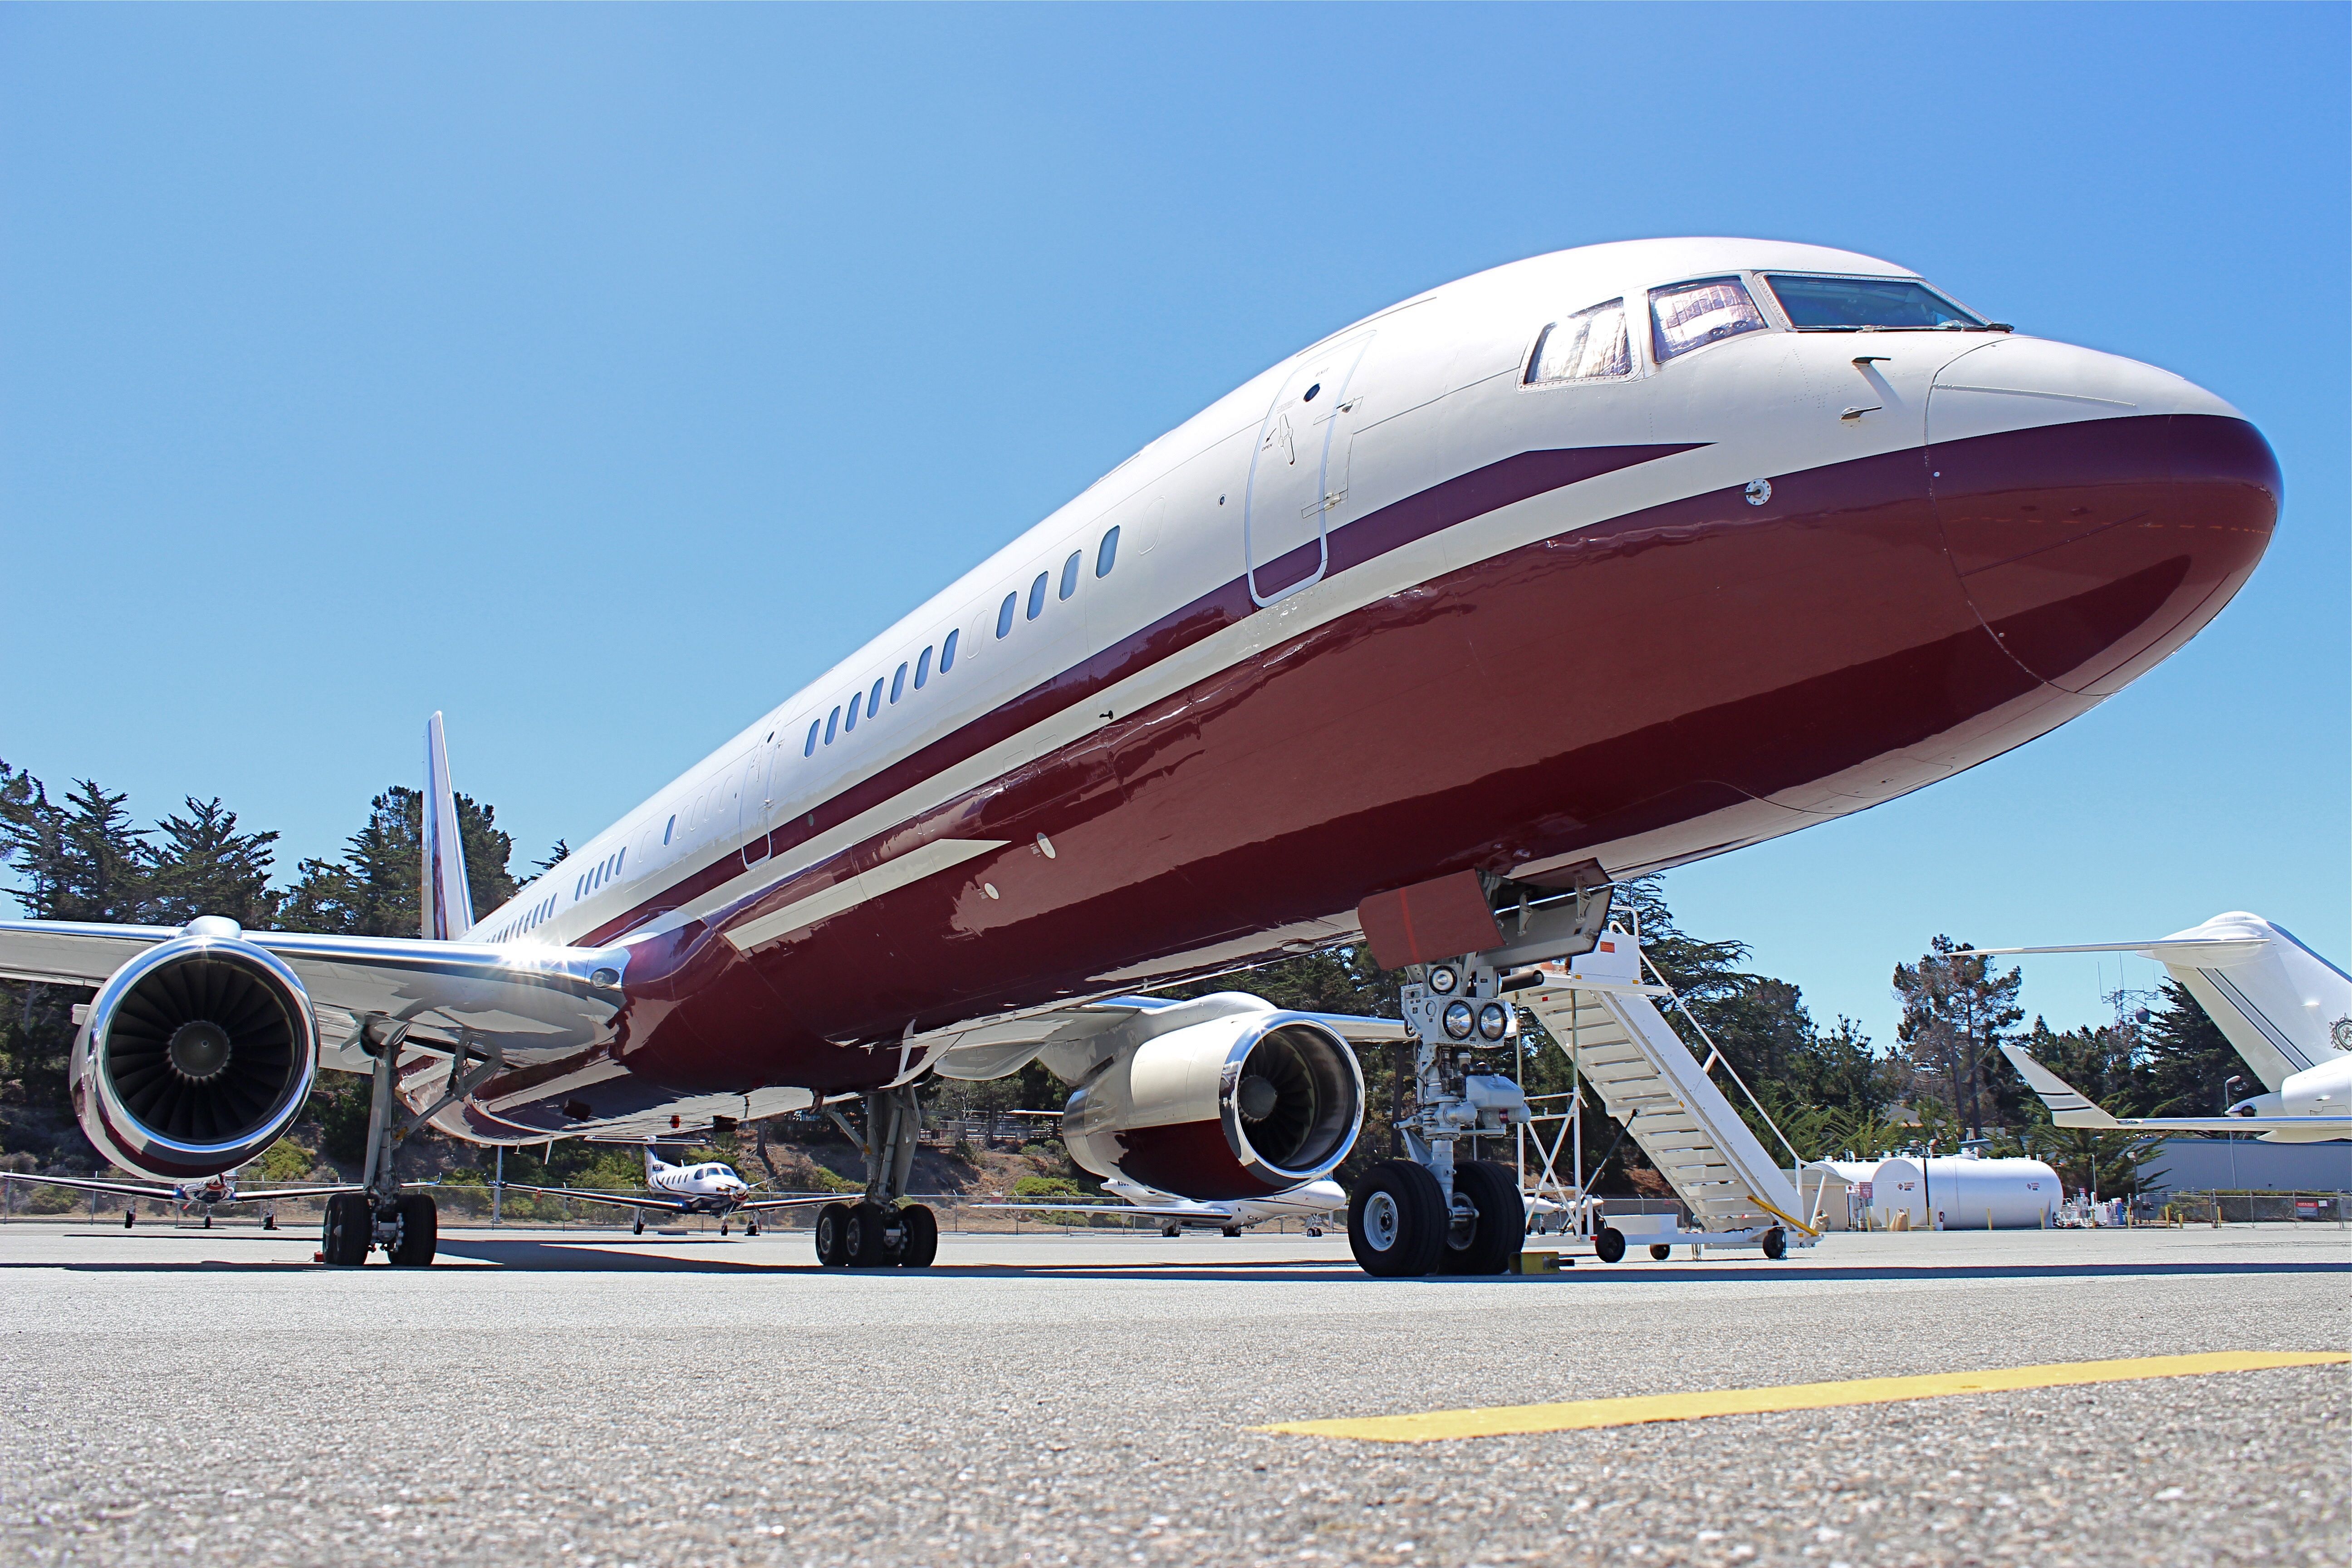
[577,846,625,900]
[803,524,1121,758]
[492,889,559,944]
[997,526,1119,639]
[1525,273,1989,387]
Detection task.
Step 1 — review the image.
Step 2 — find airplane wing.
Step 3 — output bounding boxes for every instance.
[973,1200,1225,1218]
[495,1184,692,1214]
[1995,1044,2352,1134]
[1953,938,2255,958]
[0,919,632,1077]
[0,1172,360,1204]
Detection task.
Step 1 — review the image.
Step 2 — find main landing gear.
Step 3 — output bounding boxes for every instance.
[811,1084,938,1269]
[320,1017,501,1269]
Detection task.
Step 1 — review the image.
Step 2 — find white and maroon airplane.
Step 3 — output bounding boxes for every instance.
[0,239,2278,1273]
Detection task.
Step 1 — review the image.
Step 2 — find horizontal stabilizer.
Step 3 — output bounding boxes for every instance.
[1995,1044,2119,1128]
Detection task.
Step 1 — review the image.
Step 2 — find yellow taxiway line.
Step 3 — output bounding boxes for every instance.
[1254,1350,2348,1443]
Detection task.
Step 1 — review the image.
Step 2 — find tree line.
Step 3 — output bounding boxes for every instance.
[1,757,2241,1197]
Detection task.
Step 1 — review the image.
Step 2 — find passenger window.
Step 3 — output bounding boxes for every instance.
[825,706,841,744]
[941,628,959,671]
[844,691,861,732]
[1526,298,1631,384]
[867,677,884,715]
[997,593,1016,638]
[1027,572,1047,620]
[914,646,932,689]
[615,849,625,876]
[804,720,820,757]
[1651,276,1767,363]
[1096,525,1119,578]
[1059,551,1080,600]
[891,662,907,703]
[664,815,676,844]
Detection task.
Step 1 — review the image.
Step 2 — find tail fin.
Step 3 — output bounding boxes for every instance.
[643,1140,666,1178]
[2156,914,2352,1088]
[1996,1044,2121,1129]
[421,712,475,941]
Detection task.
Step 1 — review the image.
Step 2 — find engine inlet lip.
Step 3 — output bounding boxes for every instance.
[76,932,319,1174]
[1218,1015,1363,1186]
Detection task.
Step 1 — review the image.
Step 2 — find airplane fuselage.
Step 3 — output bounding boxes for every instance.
[439,238,2278,1143]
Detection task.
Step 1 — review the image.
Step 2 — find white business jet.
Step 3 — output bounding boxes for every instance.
[0,238,2282,1275]
[1970,913,2351,1141]
[501,1142,825,1236]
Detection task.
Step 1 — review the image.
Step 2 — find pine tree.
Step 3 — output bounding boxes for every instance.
[145,798,282,927]
[2142,977,2244,1116]
[277,787,519,936]
[1892,936,2024,1137]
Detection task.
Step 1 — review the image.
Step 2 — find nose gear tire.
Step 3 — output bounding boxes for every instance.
[1439,1161,1522,1275]
[1348,1159,1446,1277]
[1594,1224,1626,1264]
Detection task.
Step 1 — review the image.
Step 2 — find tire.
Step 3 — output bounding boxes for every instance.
[1347,1159,1446,1278]
[1761,1226,1786,1260]
[1594,1225,1626,1264]
[632,1216,645,1236]
[847,1201,892,1267]
[1440,1161,1523,1275]
[719,1220,730,1237]
[389,1194,437,1266]
[1306,1225,1323,1238]
[1221,1226,1242,1239]
[123,1210,134,1230]
[1161,1224,1181,1239]
[321,1192,371,1266]
[897,1204,938,1268]
[262,1213,276,1232]
[814,1202,853,1267]
[746,1220,760,1238]
[1650,1243,1672,1261]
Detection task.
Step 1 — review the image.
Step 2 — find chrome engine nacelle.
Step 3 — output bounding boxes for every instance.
[70,920,320,1181]
[1056,995,1362,1201]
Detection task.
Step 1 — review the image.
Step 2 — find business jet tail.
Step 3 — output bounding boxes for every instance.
[421,712,475,941]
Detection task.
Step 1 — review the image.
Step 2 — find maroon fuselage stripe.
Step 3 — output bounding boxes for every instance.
[578,443,1705,948]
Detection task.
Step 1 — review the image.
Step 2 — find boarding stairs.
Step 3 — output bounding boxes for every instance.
[1512,931,1816,1248]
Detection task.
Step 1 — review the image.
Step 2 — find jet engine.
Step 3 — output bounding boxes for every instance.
[1058,996,1362,1201]
[69,919,320,1181]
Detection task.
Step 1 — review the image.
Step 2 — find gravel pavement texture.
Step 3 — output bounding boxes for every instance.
[1,1222,2345,1567]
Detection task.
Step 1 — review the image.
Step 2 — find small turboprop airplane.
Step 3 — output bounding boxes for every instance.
[500,1142,826,1236]
[1967,913,2351,1143]
[0,239,2282,1275]
[986,1174,1347,1237]
[0,1167,358,1229]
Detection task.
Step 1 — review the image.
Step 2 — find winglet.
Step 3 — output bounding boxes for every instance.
[421,712,475,941]
[1996,1043,2120,1129]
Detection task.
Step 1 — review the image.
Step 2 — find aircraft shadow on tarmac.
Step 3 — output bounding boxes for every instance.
[9,1235,2349,1282]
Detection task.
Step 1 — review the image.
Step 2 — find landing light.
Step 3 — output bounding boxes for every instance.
[1442,1000,1475,1040]
[1428,966,1460,995]
[1477,1003,1509,1041]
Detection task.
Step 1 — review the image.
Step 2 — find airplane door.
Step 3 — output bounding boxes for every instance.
[738,743,774,868]
[1245,333,1374,606]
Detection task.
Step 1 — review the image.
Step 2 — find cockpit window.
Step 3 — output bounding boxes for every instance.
[1526,298,1631,384]
[1764,274,1986,331]
[1650,276,1767,363]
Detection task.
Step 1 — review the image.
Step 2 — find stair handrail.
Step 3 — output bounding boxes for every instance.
[1635,943,1819,1225]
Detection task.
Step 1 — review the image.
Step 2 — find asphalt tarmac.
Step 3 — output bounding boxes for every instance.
[1,1221,2344,1567]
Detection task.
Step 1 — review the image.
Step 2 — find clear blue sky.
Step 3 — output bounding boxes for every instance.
[4,5,2345,1049]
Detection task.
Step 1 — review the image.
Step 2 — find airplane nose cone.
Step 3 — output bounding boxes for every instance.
[1927,338,2279,695]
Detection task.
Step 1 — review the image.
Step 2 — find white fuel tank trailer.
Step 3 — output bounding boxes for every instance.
[1864,1155,2061,1230]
